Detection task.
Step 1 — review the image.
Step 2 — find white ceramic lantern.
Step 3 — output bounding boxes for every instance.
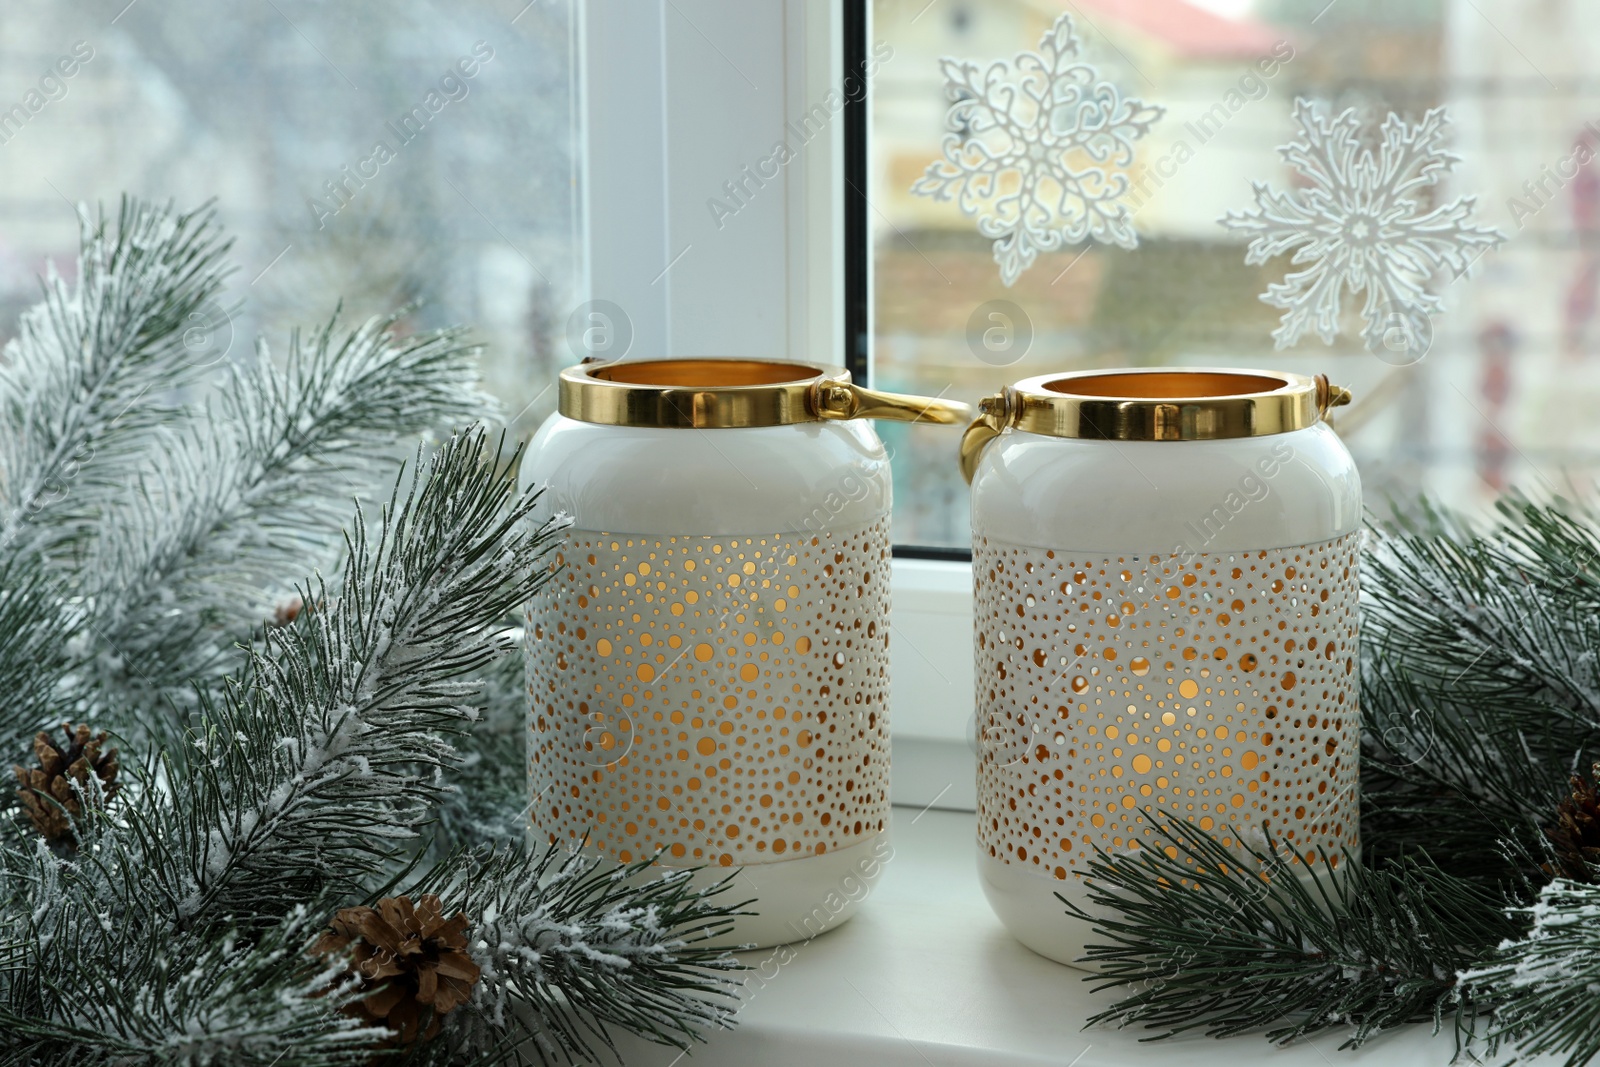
[522,358,968,948]
[960,368,1361,968]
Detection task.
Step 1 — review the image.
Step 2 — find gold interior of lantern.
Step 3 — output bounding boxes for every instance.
[1043,370,1291,400]
[591,359,819,388]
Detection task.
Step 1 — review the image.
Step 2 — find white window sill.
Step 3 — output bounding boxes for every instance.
[609,806,1463,1066]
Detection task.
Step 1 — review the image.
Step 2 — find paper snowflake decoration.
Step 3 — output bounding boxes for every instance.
[911,12,1163,286]
[1220,99,1505,353]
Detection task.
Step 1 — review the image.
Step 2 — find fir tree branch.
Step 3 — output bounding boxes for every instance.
[1359,659,1583,885]
[0,198,231,564]
[155,428,560,926]
[1067,823,1522,1049]
[410,845,744,1066]
[1460,879,1600,1067]
[1065,498,1600,1055]
[84,309,494,723]
[432,634,534,854]
[1364,497,1600,731]
[0,557,77,758]
[2,428,566,1063]
[1358,500,1600,881]
[0,888,380,1067]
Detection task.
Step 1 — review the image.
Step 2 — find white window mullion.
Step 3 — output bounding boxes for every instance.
[579,0,843,361]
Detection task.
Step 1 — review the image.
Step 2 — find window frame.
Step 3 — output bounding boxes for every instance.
[843,0,975,564]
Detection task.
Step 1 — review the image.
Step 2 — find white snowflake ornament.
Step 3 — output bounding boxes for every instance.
[911,12,1163,286]
[1221,99,1505,355]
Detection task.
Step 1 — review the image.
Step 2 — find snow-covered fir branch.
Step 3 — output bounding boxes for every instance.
[153,428,558,926]
[0,892,382,1067]
[3,429,737,1064]
[1360,498,1600,876]
[82,308,493,724]
[0,556,78,755]
[0,200,230,565]
[432,637,532,852]
[1460,879,1600,1067]
[4,428,560,1060]
[412,846,743,1065]
[0,199,746,1065]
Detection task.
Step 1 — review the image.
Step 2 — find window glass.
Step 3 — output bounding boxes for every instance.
[0,2,577,438]
[873,0,1581,547]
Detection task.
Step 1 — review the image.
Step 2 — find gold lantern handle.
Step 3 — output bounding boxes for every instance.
[1315,374,1352,416]
[811,378,972,426]
[959,391,1013,484]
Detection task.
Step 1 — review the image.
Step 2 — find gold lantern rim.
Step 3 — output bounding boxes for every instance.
[558,357,972,430]
[959,367,1353,483]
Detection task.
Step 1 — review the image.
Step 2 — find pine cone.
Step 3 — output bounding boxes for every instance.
[313,894,481,1046]
[12,723,120,841]
[1548,763,1600,882]
[272,595,326,627]
[273,595,305,626]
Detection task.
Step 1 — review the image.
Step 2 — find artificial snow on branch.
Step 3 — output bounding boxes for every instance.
[0,200,231,564]
[1462,878,1600,1066]
[412,846,744,1063]
[83,307,494,731]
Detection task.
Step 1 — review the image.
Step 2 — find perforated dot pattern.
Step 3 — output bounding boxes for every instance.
[973,533,1359,880]
[525,520,891,867]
